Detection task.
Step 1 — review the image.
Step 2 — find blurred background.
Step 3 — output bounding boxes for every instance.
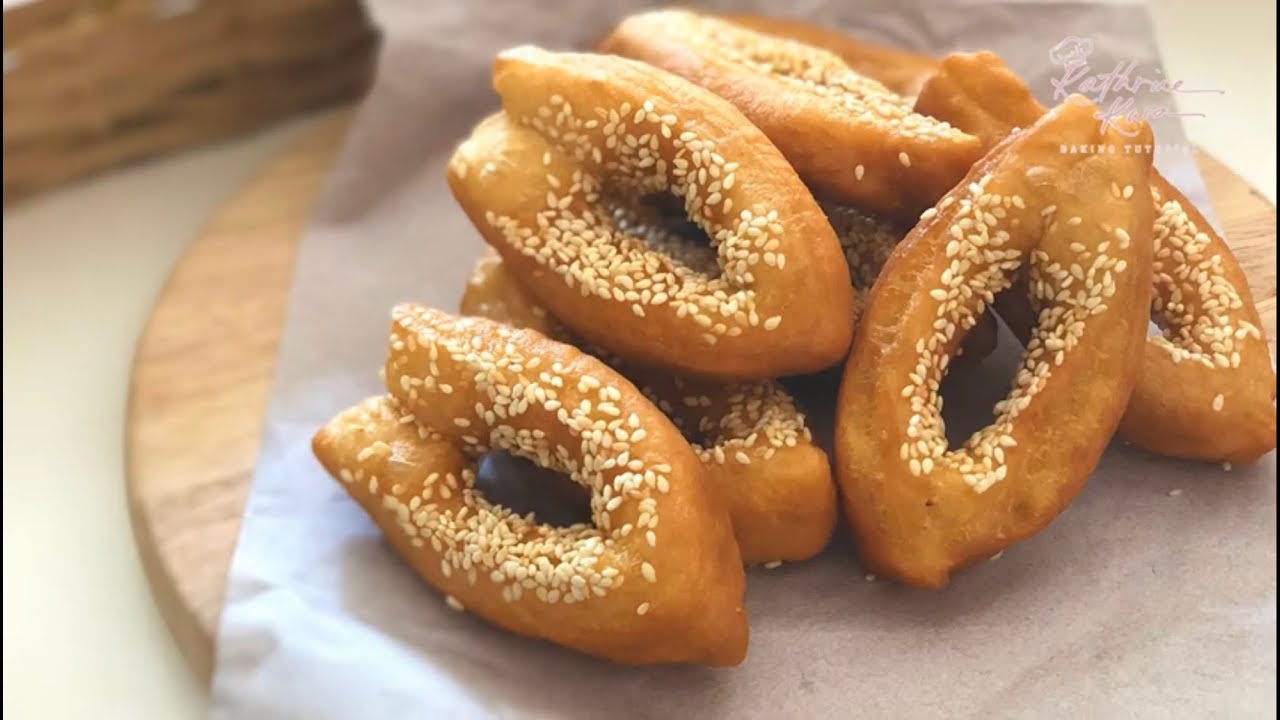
[2,0,377,201]
[2,0,1275,718]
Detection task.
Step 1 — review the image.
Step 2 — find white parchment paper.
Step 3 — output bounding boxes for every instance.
[210,2,1276,717]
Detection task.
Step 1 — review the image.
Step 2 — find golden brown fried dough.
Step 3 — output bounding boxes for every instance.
[447,47,855,380]
[460,251,837,565]
[313,307,749,665]
[722,14,940,98]
[835,99,1155,588]
[598,10,983,220]
[917,51,1277,464]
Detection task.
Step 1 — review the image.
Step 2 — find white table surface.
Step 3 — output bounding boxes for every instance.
[2,3,1274,718]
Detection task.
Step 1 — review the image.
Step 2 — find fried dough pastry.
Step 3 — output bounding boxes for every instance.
[722,14,940,98]
[835,99,1156,588]
[446,47,855,380]
[312,307,749,665]
[597,10,983,219]
[917,51,1277,464]
[460,250,837,565]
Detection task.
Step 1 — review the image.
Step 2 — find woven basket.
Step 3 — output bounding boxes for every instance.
[3,0,379,203]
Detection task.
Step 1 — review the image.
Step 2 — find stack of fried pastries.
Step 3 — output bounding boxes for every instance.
[311,9,1276,666]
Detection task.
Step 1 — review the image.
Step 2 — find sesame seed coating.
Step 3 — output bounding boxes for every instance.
[633,12,964,142]
[477,111,777,343]
[447,47,854,379]
[328,394,637,610]
[383,307,675,572]
[1146,185,1260,370]
[823,204,900,296]
[598,10,984,217]
[459,249,838,564]
[722,14,942,99]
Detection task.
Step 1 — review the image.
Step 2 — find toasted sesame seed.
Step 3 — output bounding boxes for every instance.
[1144,187,1258,377]
[641,562,657,583]
[630,11,971,177]
[763,560,783,569]
[898,152,911,167]
[370,309,705,608]
[482,77,822,347]
[1168,488,1183,497]
[445,595,465,611]
[1212,394,1224,411]
[636,602,651,616]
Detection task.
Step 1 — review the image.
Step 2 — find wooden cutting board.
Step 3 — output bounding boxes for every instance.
[125,108,1278,684]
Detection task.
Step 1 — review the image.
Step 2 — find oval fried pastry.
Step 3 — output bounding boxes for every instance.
[460,250,837,565]
[835,99,1156,588]
[313,307,749,665]
[597,10,983,219]
[916,51,1277,464]
[447,47,855,380]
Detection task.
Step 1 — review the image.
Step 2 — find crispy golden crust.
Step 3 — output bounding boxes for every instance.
[597,10,983,219]
[917,51,1277,464]
[460,250,837,565]
[721,14,940,98]
[835,100,1155,588]
[313,307,749,665]
[446,47,855,380]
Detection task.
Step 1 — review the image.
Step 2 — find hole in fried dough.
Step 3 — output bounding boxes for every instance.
[939,314,1024,448]
[474,451,592,528]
